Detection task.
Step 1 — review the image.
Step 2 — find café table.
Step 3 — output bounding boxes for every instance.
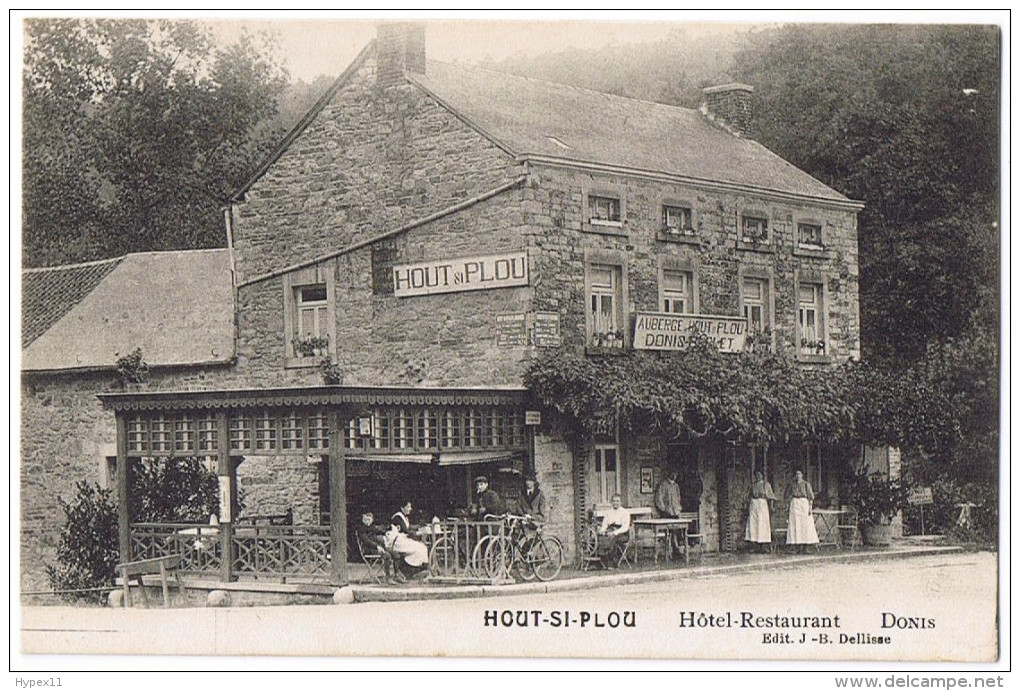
[631,517,693,564]
[811,508,846,548]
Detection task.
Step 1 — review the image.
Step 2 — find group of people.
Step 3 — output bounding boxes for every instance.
[356,473,549,585]
[745,469,819,554]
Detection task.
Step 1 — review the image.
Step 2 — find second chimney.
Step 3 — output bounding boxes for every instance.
[701,83,754,137]
[377,23,426,89]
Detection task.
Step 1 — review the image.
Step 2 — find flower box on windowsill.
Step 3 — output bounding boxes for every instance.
[793,244,831,259]
[657,227,701,245]
[736,236,774,253]
[587,331,627,354]
[585,219,629,237]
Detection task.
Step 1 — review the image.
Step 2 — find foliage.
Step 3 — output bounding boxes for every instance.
[47,457,226,602]
[319,356,343,385]
[293,335,329,357]
[849,470,910,527]
[45,481,119,604]
[22,18,288,267]
[524,334,858,444]
[115,347,149,385]
[128,457,222,523]
[732,24,1000,365]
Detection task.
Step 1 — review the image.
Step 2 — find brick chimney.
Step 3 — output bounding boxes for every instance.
[376,23,426,88]
[701,83,754,137]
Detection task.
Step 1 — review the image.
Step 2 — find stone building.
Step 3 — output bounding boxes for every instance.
[20,24,863,593]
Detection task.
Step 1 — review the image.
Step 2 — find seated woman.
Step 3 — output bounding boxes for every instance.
[387,500,430,579]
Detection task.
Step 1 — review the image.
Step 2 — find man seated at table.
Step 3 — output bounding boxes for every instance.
[468,475,506,520]
[356,511,400,584]
[597,494,631,567]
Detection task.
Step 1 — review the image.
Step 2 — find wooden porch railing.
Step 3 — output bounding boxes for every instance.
[129,522,331,580]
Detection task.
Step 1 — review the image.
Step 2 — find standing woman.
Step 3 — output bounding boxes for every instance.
[786,470,819,554]
[744,471,776,553]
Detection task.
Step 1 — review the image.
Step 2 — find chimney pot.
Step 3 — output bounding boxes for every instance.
[701,83,754,137]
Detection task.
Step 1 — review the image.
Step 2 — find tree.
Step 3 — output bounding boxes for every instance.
[732,24,1000,364]
[22,18,288,267]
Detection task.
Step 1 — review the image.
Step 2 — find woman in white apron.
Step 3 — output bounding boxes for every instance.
[744,471,776,553]
[387,501,429,577]
[786,470,819,553]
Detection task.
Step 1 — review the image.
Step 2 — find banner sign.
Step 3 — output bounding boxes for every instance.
[394,251,528,297]
[633,312,747,353]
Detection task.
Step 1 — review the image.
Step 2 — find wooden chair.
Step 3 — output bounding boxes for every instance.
[356,533,392,584]
[614,525,636,568]
[837,507,861,551]
[681,512,705,565]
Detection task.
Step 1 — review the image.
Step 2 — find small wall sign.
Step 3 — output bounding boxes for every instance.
[525,411,542,426]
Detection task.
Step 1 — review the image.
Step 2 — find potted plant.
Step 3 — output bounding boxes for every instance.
[851,470,911,546]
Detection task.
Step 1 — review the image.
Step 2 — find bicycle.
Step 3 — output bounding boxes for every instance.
[481,514,564,582]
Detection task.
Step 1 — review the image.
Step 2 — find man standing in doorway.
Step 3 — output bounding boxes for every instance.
[654,469,683,518]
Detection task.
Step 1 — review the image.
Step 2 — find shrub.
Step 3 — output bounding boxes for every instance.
[46,457,228,602]
[45,481,119,604]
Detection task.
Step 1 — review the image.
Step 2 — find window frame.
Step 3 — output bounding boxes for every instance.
[582,185,628,237]
[658,200,699,245]
[793,217,831,258]
[739,268,776,352]
[592,424,622,507]
[657,256,699,316]
[737,211,774,253]
[283,265,337,369]
[795,271,829,362]
[584,251,629,352]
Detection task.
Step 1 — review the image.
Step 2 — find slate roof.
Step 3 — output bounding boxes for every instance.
[410,61,854,204]
[22,257,122,348]
[21,249,234,372]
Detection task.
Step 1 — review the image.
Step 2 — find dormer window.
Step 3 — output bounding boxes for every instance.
[662,205,694,235]
[589,195,621,225]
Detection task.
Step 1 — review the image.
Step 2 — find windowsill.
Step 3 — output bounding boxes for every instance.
[586,344,628,356]
[586,220,628,237]
[285,355,323,369]
[736,239,774,253]
[657,230,701,245]
[793,246,831,259]
[797,353,832,364]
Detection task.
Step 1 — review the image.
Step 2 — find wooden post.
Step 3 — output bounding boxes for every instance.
[328,410,348,585]
[116,412,131,564]
[216,411,235,583]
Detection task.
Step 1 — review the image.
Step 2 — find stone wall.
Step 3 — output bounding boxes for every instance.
[231,55,522,284]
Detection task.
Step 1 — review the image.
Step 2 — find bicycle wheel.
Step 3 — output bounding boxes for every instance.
[515,536,538,581]
[482,534,514,579]
[471,534,496,578]
[529,535,564,581]
[428,536,457,577]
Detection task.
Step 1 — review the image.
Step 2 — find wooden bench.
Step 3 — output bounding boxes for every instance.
[116,555,185,608]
